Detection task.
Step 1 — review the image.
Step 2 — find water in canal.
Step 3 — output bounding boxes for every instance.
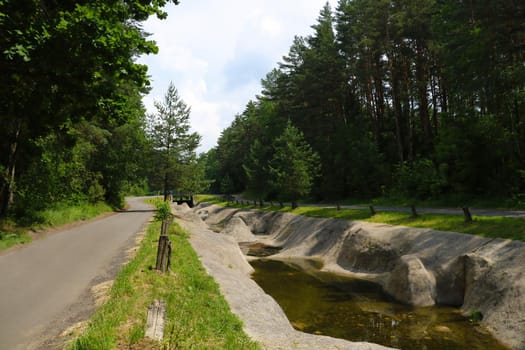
[250,259,509,350]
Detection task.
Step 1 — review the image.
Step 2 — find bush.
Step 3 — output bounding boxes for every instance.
[393,159,446,201]
[154,200,171,221]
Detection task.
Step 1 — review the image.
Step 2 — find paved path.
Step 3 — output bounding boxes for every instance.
[320,205,525,218]
[230,196,525,219]
[323,204,525,218]
[0,197,153,350]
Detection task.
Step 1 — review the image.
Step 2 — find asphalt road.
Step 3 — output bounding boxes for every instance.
[0,197,153,350]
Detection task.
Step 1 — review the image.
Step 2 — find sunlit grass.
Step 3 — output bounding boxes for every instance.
[71,217,260,350]
[336,196,525,210]
[0,202,114,252]
[37,202,113,227]
[0,229,31,251]
[195,195,525,242]
[195,195,226,205]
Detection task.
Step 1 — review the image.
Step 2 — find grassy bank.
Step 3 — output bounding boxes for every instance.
[0,202,113,252]
[71,217,260,349]
[0,230,32,251]
[196,195,525,242]
[36,202,113,227]
[343,196,525,211]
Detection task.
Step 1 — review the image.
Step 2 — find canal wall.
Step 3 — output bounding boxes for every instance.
[174,203,392,350]
[197,204,525,350]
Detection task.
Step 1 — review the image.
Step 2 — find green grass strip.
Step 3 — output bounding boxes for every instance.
[0,202,113,252]
[71,218,260,350]
[196,195,525,242]
[0,230,31,251]
[37,202,113,227]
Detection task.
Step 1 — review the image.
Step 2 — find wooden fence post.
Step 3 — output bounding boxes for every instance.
[155,218,172,272]
[462,207,473,223]
[410,205,418,218]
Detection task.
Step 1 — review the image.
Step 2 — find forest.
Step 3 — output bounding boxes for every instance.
[2,0,525,225]
[203,0,525,206]
[0,0,207,222]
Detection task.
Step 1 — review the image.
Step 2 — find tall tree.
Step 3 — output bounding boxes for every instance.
[203,0,525,204]
[243,140,271,205]
[269,122,320,209]
[0,0,177,217]
[146,82,201,201]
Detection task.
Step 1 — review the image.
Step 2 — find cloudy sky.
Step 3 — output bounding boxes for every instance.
[139,0,338,153]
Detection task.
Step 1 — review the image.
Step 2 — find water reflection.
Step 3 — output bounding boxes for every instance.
[250,259,509,350]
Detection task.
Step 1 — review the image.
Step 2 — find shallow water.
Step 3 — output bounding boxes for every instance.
[250,259,509,350]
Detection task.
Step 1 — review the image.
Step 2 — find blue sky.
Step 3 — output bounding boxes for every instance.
[139,0,338,153]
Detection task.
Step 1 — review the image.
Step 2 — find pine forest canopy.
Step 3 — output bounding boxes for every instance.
[204,0,525,205]
[1,0,525,222]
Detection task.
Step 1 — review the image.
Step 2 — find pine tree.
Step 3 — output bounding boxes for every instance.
[269,122,320,209]
[243,140,271,206]
[147,82,201,200]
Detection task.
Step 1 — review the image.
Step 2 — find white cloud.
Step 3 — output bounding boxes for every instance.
[138,0,339,153]
[261,16,282,37]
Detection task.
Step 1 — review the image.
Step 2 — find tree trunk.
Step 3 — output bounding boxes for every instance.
[373,54,386,134]
[408,95,415,163]
[0,160,16,219]
[291,200,298,209]
[386,24,405,163]
[410,204,418,218]
[416,40,432,152]
[430,65,440,136]
[0,120,22,219]
[392,80,405,163]
[439,70,448,113]
[462,207,473,223]
[404,57,414,163]
[163,171,169,202]
[514,98,522,157]
[163,142,171,202]
[364,52,380,143]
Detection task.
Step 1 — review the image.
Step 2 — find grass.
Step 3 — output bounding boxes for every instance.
[195,195,525,242]
[0,202,113,252]
[70,217,260,350]
[36,202,113,227]
[0,229,31,251]
[332,195,525,210]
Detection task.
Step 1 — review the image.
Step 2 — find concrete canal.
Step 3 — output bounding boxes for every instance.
[250,259,509,350]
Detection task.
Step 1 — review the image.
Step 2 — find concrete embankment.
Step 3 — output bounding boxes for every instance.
[196,204,525,350]
[172,203,392,350]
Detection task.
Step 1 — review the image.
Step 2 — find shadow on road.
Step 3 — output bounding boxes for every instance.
[117,209,156,213]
